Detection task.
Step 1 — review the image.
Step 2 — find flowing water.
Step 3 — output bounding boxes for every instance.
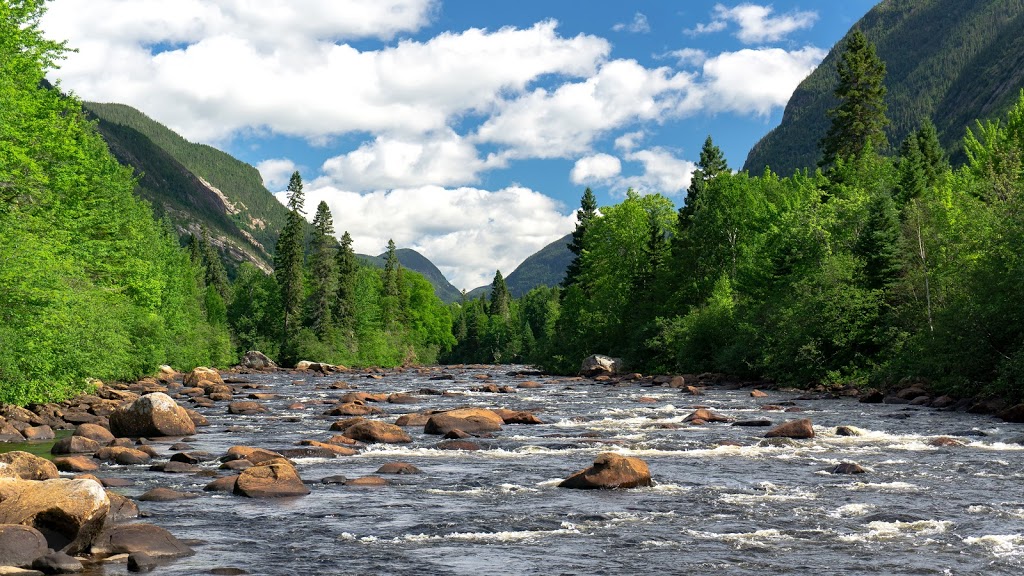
[70,366,1024,575]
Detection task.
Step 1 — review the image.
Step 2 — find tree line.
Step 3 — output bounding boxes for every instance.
[452,30,1024,402]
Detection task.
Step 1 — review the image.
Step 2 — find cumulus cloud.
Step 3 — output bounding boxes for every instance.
[613,12,651,34]
[294,185,576,290]
[665,48,708,67]
[570,154,622,185]
[614,131,645,152]
[623,148,696,195]
[700,46,826,115]
[476,59,694,159]
[256,158,298,190]
[686,3,817,44]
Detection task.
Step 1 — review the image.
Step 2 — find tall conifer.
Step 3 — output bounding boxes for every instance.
[820,30,889,168]
[563,188,598,290]
[308,201,336,337]
[275,171,306,360]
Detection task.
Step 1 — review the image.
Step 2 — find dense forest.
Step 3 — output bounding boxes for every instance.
[450,31,1024,404]
[0,1,453,405]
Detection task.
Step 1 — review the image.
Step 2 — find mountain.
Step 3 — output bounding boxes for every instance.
[744,0,1024,176]
[468,233,572,299]
[358,248,463,304]
[84,102,294,273]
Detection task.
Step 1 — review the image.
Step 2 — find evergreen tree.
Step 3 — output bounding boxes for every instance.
[308,201,336,337]
[334,231,357,331]
[820,30,889,168]
[200,228,229,300]
[679,135,729,227]
[275,171,306,360]
[563,188,598,291]
[915,119,947,187]
[489,270,511,319]
[381,239,402,325]
[896,132,926,205]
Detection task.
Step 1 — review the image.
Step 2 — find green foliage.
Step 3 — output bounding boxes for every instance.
[308,201,336,337]
[821,30,890,168]
[562,187,598,290]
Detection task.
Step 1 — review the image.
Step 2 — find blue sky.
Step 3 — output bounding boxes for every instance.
[42,0,877,289]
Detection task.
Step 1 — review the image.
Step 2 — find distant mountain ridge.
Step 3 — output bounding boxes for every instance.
[358,248,463,304]
[467,233,572,299]
[744,0,1024,175]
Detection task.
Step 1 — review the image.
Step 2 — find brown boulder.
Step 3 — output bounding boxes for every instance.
[109,392,196,438]
[341,392,388,404]
[395,412,432,427]
[435,440,482,451]
[0,524,48,568]
[183,367,224,387]
[559,453,652,490]
[138,487,197,502]
[829,462,867,474]
[234,463,310,498]
[0,478,109,554]
[227,401,269,415]
[93,447,151,465]
[0,452,58,481]
[53,456,99,473]
[424,408,504,435]
[203,475,239,492]
[324,402,383,417]
[764,419,815,439]
[345,476,388,487]
[579,354,620,377]
[106,491,140,522]
[223,446,286,465]
[683,409,731,423]
[342,421,411,444]
[327,417,366,432]
[296,440,358,456]
[50,435,101,455]
[492,409,543,425]
[751,389,769,398]
[998,403,1024,423]
[73,423,115,444]
[376,462,421,475]
[90,523,193,558]
[21,425,55,441]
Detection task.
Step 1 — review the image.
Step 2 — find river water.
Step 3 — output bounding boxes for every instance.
[74,365,1024,575]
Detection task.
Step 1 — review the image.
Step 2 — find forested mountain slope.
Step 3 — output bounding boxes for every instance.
[744,0,1024,175]
[84,102,293,272]
[467,233,573,300]
[359,248,463,303]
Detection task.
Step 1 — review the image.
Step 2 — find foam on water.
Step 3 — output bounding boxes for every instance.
[828,503,875,518]
[341,522,584,545]
[843,481,920,493]
[684,528,796,549]
[838,520,952,542]
[963,534,1024,557]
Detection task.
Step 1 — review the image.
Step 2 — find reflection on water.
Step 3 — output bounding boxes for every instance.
[46,366,1024,574]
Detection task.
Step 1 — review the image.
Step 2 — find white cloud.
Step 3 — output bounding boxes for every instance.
[665,48,708,67]
[613,12,651,34]
[686,3,817,44]
[256,158,298,190]
[43,7,610,143]
[623,148,696,195]
[317,130,495,191]
[701,46,826,115]
[614,131,645,152]
[570,154,622,185]
[476,59,694,159]
[295,185,575,290]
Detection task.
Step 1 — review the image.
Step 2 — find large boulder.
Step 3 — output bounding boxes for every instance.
[559,453,652,489]
[0,524,48,568]
[91,523,194,558]
[234,463,310,498]
[223,446,286,465]
[73,422,115,444]
[342,421,412,444]
[764,418,815,439]
[0,478,109,554]
[109,392,196,438]
[239,350,277,371]
[423,408,504,435]
[491,409,543,425]
[579,354,621,377]
[183,367,223,387]
[0,451,59,480]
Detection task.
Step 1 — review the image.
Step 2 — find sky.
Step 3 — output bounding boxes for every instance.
[41,0,877,290]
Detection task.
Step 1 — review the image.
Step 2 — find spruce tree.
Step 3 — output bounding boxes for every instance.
[563,188,598,290]
[200,228,229,300]
[489,270,511,319]
[679,135,729,227]
[820,30,889,168]
[275,171,306,360]
[334,231,357,331]
[308,201,336,337]
[381,239,402,325]
[915,119,947,187]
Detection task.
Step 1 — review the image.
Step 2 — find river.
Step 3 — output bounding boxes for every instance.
[69,365,1024,575]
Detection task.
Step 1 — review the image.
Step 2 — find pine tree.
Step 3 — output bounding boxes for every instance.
[489,270,511,319]
[563,188,598,290]
[333,231,357,331]
[820,30,889,168]
[915,119,947,187]
[679,135,729,227]
[896,132,926,205]
[200,228,229,300]
[308,201,336,337]
[275,171,306,360]
[381,239,403,325]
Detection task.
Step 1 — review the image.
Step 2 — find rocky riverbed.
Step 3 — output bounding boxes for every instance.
[1,362,1024,574]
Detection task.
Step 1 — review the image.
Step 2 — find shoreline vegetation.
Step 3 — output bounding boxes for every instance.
[4,2,1024,415]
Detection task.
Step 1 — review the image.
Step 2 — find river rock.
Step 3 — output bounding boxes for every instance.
[0,452,58,481]
[0,478,109,554]
[109,393,195,438]
[764,419,815,439]
[20,426,54,442]
[31,549,82,574]
[295,440,357,456]
[239,351,277,371]
[424,408,504,435]
[91,523,193,558]
[435,440,481,451]
[324,402,383,417]
[50,435,101,455]
[53,456,98,473]
[835,426,863,436]
[72,423,115,444]
[376,462,421,475]
[491,409,543,425]
[107,491,140,522]
[234,464,309,498]
[829,462,867,474]
[579,354,621,377]
[997,403,1024,423]
[684,408,731,424]
[224,447,286,465]
[859,390,884,403]
[346,476,388,487]
[341,392,389,404]
[183,367,223,387]
[929,436,965,447]
[732,419,772,427]
[227,401,269,415]
[127,551,158,573]
[0,524,48,568]
[342,421,411,444]
[559,453,652,490]
[138,488,197,502]
[93,447,151,465]
[394,412,432,427]
[204,476,239,492]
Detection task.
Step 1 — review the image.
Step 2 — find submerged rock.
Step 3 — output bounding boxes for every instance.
[764,419,815,439]
[559,453,652,490]
[0,524,48,568]
[91,523,194,558]
[828,462,867,474]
